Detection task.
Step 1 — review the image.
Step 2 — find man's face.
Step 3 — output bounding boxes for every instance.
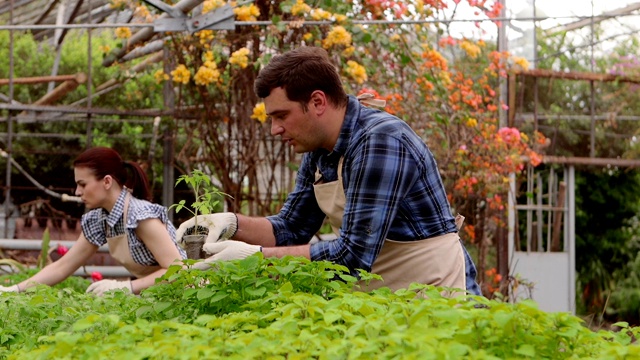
[265,87,324,153]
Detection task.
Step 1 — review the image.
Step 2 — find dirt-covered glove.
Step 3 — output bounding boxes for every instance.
[175,213,238,245]
[0,285,19,293]
[188,241,262,270]
[86,279,133,296]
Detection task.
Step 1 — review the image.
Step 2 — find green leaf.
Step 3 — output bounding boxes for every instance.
[197,288,215,301]
[513,344,536,357]
[153,302,173,313]
[245,287,267,297]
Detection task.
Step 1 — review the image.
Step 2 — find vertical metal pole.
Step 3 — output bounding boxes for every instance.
[508,173,516,256]
[48,0,67,93]
[566,165,576,314]
[536,172,543,251]
[4,0,15,238]
[546,167,554,251]
[589,1,595,158]
[526,165,533,252]
[162,46,175,216]
[496,0,510,288]
[497,0,507,129]
[85,0,93,149]
[532,0,537,69]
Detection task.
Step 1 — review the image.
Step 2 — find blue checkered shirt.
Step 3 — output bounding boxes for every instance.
[268,95,480,295]
[81,189,187,265]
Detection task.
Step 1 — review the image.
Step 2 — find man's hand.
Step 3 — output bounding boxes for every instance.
[86,279,133,296]
[200,240,261,262]
[176,213,238,245]
[0,285,19,293]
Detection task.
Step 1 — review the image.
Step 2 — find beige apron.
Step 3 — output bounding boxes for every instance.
[105,194,161,279]
[313,158,466,294]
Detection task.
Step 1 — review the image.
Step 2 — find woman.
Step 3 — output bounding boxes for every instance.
[0,147,186,295]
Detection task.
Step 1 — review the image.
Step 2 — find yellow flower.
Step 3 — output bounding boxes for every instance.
[204,60,217,69]
[251,102,267,123]
[310,9,332,21]
[99,45,111,54]
[202,0,225,13]
[322,26,352,49]
[342,46,355,57]
[303,33,313,42]
[234,4,260,21]
[460,40,481,59]
[194,65,220,86]
[115,27,132,39]
[345,60,367,84]
[134,5,150,19]
[154,69,169,84]
[334,14,347,23]
[229,48,250,69]
[204,51,215,62]
[197,30,214,46]
[466,118,478,127]
[439,72,452,85]
[512,56,530,71]
[171,64,191,85]
[291,0,311,16]
[110,0,126,9]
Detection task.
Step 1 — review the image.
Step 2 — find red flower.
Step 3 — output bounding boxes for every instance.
[56,244,68,256]
[91,271,103,282]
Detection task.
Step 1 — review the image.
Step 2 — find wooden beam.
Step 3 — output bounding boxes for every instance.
[513,68,640,84]
[542,156,640,167]
[545,3,640,35]
[0,73,86,86]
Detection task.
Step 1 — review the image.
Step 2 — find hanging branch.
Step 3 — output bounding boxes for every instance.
[0,148,82,203]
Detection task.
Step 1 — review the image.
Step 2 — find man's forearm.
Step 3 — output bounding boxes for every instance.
[262,244,311,260]
[233,214,277,247]
[233,214,312,260]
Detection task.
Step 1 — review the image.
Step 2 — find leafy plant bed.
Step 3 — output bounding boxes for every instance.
[1,255,639,359]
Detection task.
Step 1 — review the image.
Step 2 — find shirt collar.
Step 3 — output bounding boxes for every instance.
[332,95,360,156]
[105,188,128,227]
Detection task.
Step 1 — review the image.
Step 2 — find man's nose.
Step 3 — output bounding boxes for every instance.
[271,122,283,136]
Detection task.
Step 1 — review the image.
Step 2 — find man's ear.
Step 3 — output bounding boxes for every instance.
[309,90,327,115]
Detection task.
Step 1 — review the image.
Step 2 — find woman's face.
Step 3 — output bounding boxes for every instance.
[74,167,108,210]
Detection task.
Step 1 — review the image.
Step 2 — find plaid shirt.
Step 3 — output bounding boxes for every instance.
[82,189,187,265]
[268,95,480,295]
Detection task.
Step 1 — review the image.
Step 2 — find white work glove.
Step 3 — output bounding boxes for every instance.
[0,285,19,293]
[86,279,133,296]
[191,241,262,269]
[176,213,238,245]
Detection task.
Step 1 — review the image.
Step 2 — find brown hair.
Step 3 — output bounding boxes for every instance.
[73,147,152,201]
[254,47,348,109]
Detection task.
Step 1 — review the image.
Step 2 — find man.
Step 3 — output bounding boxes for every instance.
[177,46,481,295]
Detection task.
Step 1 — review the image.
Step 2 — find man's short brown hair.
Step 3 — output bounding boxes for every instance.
[254,47,348,109]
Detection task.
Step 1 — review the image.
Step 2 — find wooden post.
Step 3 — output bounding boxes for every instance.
[551,181,566,251]
[508,73,516,127]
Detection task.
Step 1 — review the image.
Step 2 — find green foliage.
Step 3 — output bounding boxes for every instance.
[0,269,90,293]
[574,169,640,318]
[170,169,228,233]
[0,30,166,210]
[2,255,639,359]
[608,252,640,324]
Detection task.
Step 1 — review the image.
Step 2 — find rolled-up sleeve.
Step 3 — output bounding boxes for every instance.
[267,155,327,246]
